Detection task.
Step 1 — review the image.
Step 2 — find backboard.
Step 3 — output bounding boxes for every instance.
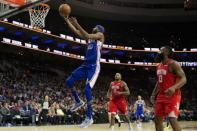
[0,0,50,19]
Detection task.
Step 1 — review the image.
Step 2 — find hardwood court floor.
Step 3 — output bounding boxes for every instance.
[0,121,197,131]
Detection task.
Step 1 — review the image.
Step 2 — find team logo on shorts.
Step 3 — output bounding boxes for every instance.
[88,44,93,50]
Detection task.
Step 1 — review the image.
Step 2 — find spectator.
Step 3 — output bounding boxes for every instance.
[21,100,31,116]
[56,103,64,124]
[38,95,49,125]
[0,53,196,126]
[48,102,57,125]
[0,102,12,126]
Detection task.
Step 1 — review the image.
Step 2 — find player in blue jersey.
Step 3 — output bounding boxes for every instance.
[64,17,105,128]
[134,95,145,127]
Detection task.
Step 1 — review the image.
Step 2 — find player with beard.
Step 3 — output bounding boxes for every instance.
[150,46,187,131]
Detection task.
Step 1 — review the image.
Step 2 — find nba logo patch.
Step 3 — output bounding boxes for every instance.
[88,44,93,50]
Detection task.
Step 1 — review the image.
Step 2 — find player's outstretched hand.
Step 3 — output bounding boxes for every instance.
[64,16,69,20]
[164,87,176,97]
[70,17,78,26]
[64,16,70,25]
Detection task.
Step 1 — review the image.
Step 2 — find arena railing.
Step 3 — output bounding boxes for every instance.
[1,38,197,67]
[1,20,197,54]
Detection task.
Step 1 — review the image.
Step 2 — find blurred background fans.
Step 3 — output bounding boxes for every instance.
[184,0,197,10]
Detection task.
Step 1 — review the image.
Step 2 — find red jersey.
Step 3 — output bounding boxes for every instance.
[111,81,126,101]
[156,59,181,102]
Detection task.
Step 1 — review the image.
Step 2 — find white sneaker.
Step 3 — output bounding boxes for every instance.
[137,122,142,130]
[79,117,89,127]
[128,123,132,131]
[70,100,84,112]
[79,117,93,128]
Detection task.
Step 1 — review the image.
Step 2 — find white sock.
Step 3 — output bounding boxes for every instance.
[115,114,121,123]
[128,123,132,129]
[111,125,115,131]
[108,113,111,123]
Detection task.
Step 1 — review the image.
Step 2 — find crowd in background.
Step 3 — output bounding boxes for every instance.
[0,53,196,126]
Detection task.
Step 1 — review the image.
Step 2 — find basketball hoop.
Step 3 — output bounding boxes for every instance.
[29,3,50,28]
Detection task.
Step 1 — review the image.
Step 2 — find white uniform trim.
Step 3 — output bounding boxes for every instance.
[88,41,102,88]
[168,111,177,118]
[168,102,180,118]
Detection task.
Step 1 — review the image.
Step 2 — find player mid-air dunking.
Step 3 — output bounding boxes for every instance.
[107,73,132,131]
[150,46,187,131]
[64,17,105,128]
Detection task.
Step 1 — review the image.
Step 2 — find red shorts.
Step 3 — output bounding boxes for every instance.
[155,94,181,118]
[108,99,128,115]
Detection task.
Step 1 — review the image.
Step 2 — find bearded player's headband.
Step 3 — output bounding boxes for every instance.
[95,25,105,33]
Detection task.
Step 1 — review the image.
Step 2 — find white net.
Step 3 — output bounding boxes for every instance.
[29,3,50,28]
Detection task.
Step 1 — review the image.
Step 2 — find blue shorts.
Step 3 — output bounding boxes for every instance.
[70,63,100,88]
[135,110,144,119]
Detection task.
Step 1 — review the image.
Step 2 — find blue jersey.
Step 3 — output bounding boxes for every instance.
[84,40,102,64]
[136,100,144,112]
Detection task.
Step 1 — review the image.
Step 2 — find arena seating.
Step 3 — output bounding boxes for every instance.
[0,52,196,126]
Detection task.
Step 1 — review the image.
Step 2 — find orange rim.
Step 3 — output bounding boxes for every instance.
[29,3,50,13]
[38,3,50,8]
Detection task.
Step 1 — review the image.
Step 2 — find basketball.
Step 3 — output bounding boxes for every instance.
[59,4,71,17]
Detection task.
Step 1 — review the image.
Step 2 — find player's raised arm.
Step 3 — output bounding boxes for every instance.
[69,17,104,42]
[64,17,83,38]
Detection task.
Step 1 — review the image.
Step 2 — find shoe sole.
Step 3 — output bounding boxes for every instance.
[80,121,93,128]
[70,101,85,112]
